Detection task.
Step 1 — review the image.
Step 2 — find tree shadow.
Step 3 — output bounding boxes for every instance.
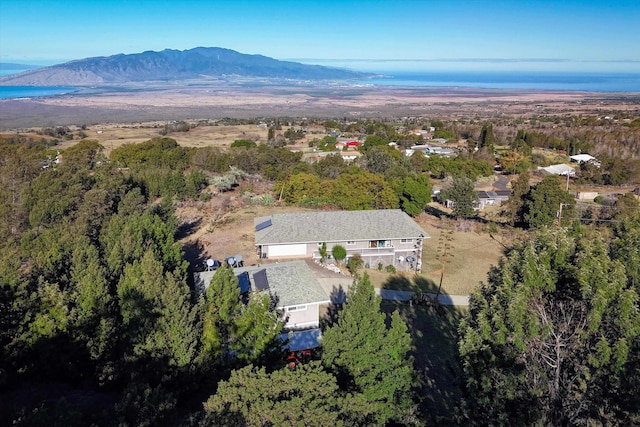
[425,204,449,219]
[320,285,347,329]
[381,300,465,424]
[175,217,203,240]
[413,275,439,293]
[182,240,207,291]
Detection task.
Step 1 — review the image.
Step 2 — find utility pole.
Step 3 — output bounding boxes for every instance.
[557,203,564,228]
[435,229,454,299]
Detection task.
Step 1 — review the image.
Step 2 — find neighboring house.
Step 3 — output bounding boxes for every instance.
[340,152,360,162]
[194,260,330,330]
[346,140,360,149]
[537,164,576,176]
[576,191,599,200]
[476,190,511,210]
[335,140,360,150]
[414,130,434,140]
[570,153,601,168]
[254,209,429,272]
[570,154,596,163]
[409,144,456,157]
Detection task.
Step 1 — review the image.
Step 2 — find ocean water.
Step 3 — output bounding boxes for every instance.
[359,71,640,92]
[0,67,77,99]
[0,85,77,99]
[2,68,640,97]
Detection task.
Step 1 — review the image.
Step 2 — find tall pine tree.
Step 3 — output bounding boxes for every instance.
[322,273,416,425]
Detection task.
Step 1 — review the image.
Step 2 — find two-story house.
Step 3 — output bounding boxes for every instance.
[254,209,429,272]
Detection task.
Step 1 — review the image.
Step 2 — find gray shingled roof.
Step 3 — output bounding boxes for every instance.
[195,261,330,308]
[255,209,429,245]
[235,261,329,307]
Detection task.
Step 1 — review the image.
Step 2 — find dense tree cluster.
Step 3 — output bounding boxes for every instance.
[0,137,284,425]
[459,226,640,425]
[2,111,639,426]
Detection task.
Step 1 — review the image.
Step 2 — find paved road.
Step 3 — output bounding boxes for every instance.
[493,173,511,191]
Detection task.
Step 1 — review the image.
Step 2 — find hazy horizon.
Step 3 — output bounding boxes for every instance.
[2,55,640,75]
[1,0,639,73]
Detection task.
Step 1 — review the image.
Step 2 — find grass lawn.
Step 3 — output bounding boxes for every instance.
[381,299,467,423]
[367,221,507,296]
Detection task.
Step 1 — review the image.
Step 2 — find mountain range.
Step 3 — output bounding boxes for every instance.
[0,47,370,86]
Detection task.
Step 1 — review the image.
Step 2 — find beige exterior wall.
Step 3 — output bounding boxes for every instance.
[262,238,425,272]
[283,303,320,329]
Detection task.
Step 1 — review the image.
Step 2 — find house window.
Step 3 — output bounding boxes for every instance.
[370,240,390,248]
[401,239,413,243]
[346,241,356,245]
[286,305,307,312]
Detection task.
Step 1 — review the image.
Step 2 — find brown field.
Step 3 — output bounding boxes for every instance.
[2,83,640,131]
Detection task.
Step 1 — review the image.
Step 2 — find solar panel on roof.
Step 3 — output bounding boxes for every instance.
[237,271,251,294]
[255,218,272,232]
[254,269,269,290]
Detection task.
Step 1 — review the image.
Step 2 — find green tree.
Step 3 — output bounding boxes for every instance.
[203,362,344,426]
[523,175,575,229]
[331,244,347,264]
[361,134,389,152]
[397,174,432,216]
[504,171,530,225]
[612,192,640,221]
[230,139,256,149]
[499,149,529,175]
[434,129,455,140]
[322,273,416,425]
[360,145,399,174]
[313,153,348,178]
[478,123,496,152]
[232,292,284,364]
[117,249,198,368]
[201,264,242,362]
[331,171,399,210]
[275,172,323,205]
[440,176,478,218]
[458,230,640,425]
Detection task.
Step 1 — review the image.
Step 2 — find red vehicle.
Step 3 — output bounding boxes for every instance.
[286,349,312,368]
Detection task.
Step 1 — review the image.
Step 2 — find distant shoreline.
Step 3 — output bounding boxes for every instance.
[1,83,639,130]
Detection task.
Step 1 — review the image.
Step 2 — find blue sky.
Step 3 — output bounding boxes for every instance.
[1,0,639,72]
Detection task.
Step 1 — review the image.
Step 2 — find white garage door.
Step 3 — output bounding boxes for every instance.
[268,244,307,257]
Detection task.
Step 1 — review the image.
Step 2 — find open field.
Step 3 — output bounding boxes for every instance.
[2,83,640,130]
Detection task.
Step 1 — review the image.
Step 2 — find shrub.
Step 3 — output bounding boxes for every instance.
[347,254,363,275]
[319,242,328,263]
[331,245,347,264]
